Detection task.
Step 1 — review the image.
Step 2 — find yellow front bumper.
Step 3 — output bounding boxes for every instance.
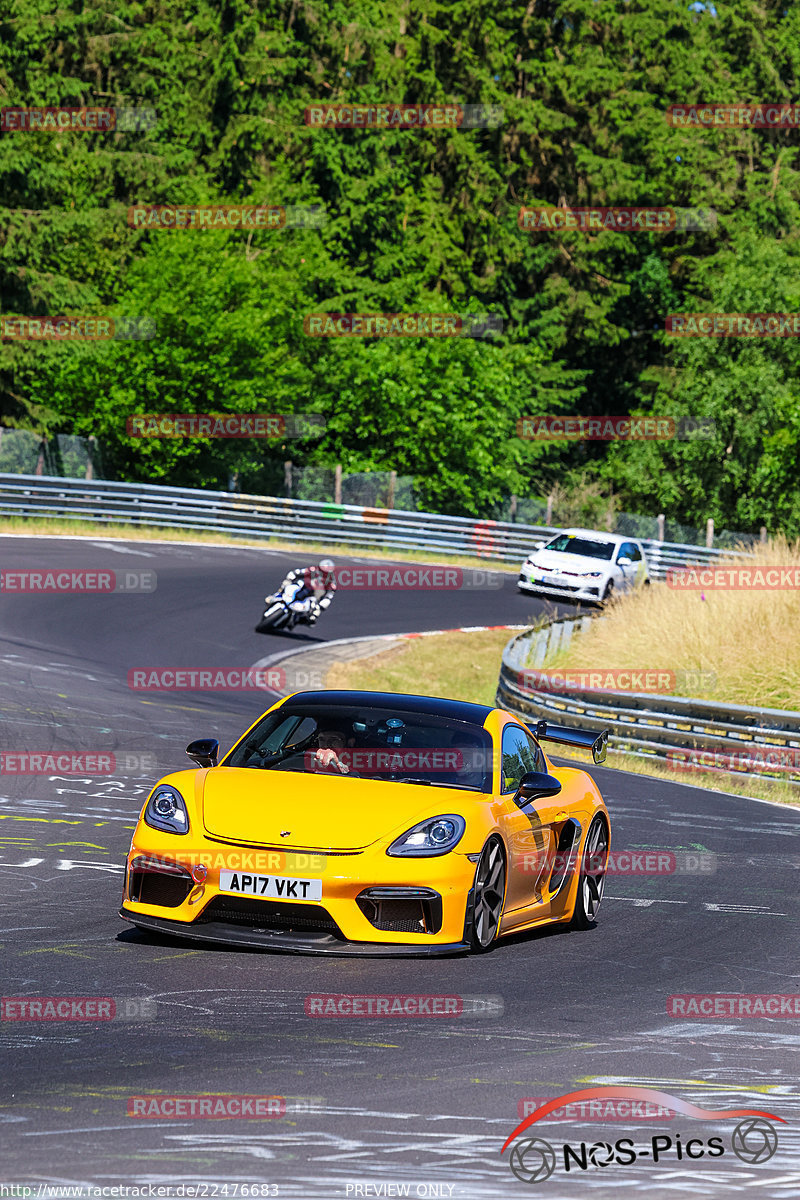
[120,828,479,951]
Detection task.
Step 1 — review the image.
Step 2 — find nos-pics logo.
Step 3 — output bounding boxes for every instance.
[502,1086,782,1184]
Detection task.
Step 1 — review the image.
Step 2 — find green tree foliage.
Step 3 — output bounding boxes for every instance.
[0,0,799,528]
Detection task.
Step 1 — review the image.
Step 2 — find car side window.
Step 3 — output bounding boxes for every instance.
[501,724,542,793]
[629,543,643,562]
[617,541,635,561]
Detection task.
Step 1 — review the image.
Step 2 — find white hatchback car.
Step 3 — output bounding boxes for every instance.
[518,528,650,604]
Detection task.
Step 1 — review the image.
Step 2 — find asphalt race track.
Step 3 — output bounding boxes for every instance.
[1,536,798,1199]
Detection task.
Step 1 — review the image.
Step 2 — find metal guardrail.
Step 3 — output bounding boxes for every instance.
[497,617,800,786]
[0,474,752,578]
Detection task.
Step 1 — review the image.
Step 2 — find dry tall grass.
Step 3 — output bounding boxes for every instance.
[546,539,800,710]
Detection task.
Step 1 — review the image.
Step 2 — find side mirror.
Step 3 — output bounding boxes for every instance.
[186,738,219,768]
[617,556,632,566]
[515,771,562,804]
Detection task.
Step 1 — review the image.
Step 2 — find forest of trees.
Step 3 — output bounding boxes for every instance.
[1,0,800,532]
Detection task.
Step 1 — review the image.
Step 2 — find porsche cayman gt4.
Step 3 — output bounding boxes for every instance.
[120,691,611,956]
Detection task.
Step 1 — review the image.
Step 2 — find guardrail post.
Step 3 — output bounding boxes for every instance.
[760,526,767,544]
[85,435,96,481]
[509,494,517,523]
[531,628,550,667]
[545,491,554,524]
[284,460,293,498]
[657,513,665,542]
[334,463,342,505]
[387,470,396,509]
[706,518,714,549]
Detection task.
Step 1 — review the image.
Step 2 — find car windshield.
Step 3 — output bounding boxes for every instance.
[223,703,494,791]
[544,534,616,560]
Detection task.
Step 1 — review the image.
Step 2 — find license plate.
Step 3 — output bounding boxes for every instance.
[219,870,322,902]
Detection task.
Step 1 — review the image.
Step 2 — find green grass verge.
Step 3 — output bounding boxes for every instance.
[326,629,800,809]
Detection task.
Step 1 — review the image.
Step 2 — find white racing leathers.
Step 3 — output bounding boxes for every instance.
[277,566,336,624]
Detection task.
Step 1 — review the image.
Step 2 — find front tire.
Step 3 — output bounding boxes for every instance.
[469,837,506,951]
[257,602,290,632]
[570,815,608,929]
[601,579,615,603]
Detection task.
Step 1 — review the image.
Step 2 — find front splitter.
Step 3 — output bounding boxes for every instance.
[119,909,470,957]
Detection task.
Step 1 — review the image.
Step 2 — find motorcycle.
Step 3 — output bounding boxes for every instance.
[255,581,319,634]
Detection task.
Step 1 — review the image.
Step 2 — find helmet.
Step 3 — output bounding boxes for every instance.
[319,558,335,574]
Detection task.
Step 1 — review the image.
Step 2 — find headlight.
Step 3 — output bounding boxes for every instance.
[144,785,189,835]
[580,571,603,578]
[386,814,466,857]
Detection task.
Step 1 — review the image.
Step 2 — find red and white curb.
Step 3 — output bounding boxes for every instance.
[399,624,529,639]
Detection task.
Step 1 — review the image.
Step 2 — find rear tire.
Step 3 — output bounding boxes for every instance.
[570,815,608,929]
[469,838,506,952]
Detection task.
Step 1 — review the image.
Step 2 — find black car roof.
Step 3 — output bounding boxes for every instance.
[280,690,493,726]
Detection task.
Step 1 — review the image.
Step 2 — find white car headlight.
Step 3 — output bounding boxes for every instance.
[386,814,466,857]
[579,571,603,578]
[144,785,189,835]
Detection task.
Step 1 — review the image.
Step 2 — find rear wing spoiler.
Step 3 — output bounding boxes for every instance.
[527,719,609,766]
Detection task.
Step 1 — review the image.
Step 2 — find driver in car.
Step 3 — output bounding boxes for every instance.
[310,730,352,775]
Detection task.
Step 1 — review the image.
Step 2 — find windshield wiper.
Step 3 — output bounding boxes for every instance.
[397,777,483,791]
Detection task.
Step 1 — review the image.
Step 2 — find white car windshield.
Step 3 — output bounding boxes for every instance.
[544,535,615,560]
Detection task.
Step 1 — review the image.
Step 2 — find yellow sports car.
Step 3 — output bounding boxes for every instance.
[119,690,611,955]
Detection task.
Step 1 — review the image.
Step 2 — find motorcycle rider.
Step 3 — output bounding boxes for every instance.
[274,558,336,626]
